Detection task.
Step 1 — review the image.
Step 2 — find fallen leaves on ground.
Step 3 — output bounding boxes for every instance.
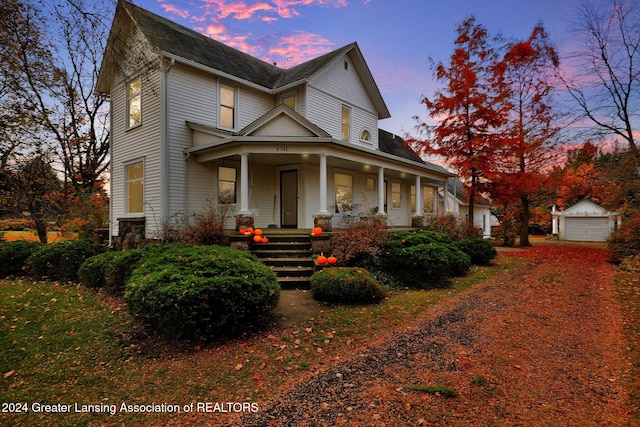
[238,244,633,426]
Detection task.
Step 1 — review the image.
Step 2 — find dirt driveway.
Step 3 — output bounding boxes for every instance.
[241,243,634,426]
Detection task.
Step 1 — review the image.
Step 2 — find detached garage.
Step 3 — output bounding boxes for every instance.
[552,199,620,242]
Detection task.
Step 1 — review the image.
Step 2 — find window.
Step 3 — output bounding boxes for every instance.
[127,77,141,128]
[281,93,296,110]
[391,182,401,209]
[360,129,371,142]
[411,185,436,213]
[218,166,237,204]
[126,162,144,214]
[423,186,435,213]
[335,173,353,213]
[341,105,351,142]
[220,83,236,129]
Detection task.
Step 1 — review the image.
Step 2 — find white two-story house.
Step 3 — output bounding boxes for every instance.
[96,0,455,245]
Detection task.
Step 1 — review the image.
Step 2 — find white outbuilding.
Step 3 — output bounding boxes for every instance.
[552,199,620,242]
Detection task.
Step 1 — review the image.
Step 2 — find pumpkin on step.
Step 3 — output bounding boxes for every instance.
[316,254,327,264]
[253,235,262,243]
[311,226,323,236]
[327,255,337,265]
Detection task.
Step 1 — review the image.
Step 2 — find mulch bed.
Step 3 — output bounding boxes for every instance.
[236,244,632,426]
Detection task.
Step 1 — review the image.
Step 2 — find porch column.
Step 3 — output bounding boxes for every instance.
[239,152,251,215]
[552,206,559,234]
[313,154,332,232]
[415,175,422,216]
[377,167,385,215]
[318,154,329,214]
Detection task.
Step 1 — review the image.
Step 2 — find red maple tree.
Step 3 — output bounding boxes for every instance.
[410,17,502,225]
[487,25,561,246]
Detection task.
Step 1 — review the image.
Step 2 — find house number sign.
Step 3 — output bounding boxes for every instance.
[276,146,288,152]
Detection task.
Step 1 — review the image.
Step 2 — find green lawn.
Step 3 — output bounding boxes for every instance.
[0,259,515,426]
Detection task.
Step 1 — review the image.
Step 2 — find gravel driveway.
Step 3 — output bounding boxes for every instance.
[237,244,632,426]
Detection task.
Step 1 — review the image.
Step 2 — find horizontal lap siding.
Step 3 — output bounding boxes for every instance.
[110,69,162,238]
[308,54,379,147]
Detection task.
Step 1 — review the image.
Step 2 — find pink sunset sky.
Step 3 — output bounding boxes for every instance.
[128,0,634,144]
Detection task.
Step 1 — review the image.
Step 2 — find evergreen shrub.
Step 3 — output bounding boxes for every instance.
[454,238,497,265]
[124,243,280,341]
[27,239,104,282]
[310,267,387,305]
[0,240,44,277]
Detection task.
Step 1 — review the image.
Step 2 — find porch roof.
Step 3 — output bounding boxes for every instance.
[185,123,455,181]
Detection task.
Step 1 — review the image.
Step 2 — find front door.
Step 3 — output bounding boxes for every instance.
[280,170,298,228]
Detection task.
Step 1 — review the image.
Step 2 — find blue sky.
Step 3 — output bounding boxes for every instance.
[132,0,581,136]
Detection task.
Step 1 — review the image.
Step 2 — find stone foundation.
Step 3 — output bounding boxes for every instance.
[114,217,145,250]
[313,213,333,232]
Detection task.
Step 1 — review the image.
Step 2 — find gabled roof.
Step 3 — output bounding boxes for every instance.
[97,1,390,118]
[236,104,331,138]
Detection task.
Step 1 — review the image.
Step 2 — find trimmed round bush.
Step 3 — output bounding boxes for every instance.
[454,238,497,265]
[311,267,387,305]
[382,232,471,288]
[0,240,44,277]
[124,243,280,341]
[78,248,146,295]
[27,239,104,282]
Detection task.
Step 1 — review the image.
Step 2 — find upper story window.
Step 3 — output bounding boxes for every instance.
[127,77,141,128]
[360,129,371,142]
[218,166,237,204]
[220,83,236,129]
[281,93,296,110]
[341,105,351,142]
[126,162,144,214]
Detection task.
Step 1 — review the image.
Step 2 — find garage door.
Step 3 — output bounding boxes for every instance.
[564,217,610,241]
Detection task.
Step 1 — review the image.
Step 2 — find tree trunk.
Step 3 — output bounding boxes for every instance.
[34,219,48,244]
[519,196,530,247]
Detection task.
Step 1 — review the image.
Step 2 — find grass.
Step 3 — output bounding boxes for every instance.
[1,231,78,243]
[0,256,519,426]
[404,384,458,397]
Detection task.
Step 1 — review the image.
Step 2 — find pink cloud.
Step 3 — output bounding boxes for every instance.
[266,31,334,67]
[158,1,191,19]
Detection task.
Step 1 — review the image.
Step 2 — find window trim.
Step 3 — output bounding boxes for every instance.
[341,105,351,142]
[218,165,238,205]
[219,82,237,130]
[126,76,142,129]
[360,129,371,143]
[125,160,144,215]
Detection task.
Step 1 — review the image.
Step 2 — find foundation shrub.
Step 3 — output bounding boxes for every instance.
[27,239,104,282]
[78,248,148,295]
[124,243,280,341]
[0,241,44,277]
[454,238,497,265]
[311,267,387,304]
[382,230,471,288]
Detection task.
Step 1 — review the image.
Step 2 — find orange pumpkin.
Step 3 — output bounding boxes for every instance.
[327,256,337,265]
[316,255,327,264]
[253,235,262,243]
[254,228,263,236]
[261,237,269,243]
[311,226,323,236]
[247,227,254,234]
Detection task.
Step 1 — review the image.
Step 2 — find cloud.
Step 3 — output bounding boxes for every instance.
[158,1,191,18]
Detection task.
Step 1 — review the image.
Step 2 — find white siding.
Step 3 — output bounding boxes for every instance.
[110,67,162,238]
[238,86,274,130]
[307,54,379,148]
